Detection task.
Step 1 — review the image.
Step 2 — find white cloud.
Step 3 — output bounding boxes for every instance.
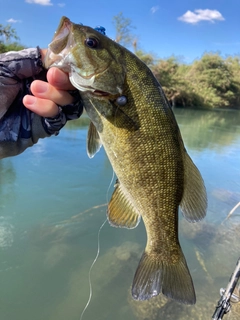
[7,18,22,23]
[151,6,159,14]
[178,9,225,24]
[58,3,65,7]
[25,0,53,5]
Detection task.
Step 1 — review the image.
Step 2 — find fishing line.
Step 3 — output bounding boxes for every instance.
[79,168,115,320]
[79,217,107,320]
[80,98,118,319]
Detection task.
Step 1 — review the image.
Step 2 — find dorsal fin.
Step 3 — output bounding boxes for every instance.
[108,181,141,229]
[180,152,207,222]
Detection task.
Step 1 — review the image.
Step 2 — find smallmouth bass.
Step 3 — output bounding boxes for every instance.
[44,17,207,305]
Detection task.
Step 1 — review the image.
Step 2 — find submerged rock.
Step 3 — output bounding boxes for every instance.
[129,289,214,320]
[43,243,70,269]
[48,240,142,320]
[180,219,216,248]
[212,189,240,208]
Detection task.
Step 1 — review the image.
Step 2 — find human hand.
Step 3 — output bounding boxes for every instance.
[23,49,76,118]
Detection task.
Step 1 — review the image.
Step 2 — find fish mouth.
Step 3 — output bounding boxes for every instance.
[44,17,76,71]
[92,90,110,96]
[45,16,123,96]
[46,16,111,94]
[69,81,110,97]
[69,66,113,96]
[49,18,72,54]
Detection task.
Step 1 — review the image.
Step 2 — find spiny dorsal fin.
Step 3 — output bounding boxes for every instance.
[87,121,102,158]
[108,181,141,229]
[180,152,207,222]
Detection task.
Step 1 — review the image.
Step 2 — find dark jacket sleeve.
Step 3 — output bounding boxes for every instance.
[0,47,83,159]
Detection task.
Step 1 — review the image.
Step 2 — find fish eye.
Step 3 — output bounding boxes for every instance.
[85,37,99,49]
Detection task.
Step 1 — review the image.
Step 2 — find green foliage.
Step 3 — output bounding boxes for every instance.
[0,42,25,54]
[152,57,182,106]
[0,23,19,42]
[150,53,240,109]
[112,12,136,48]
[0,23,25,53]
[225,56,240,107]
[135,50,155,67]
[151,57,201,108]
[111,13,240,109]
[186,54,237,108]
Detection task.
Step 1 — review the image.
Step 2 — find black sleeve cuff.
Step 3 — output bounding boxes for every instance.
[42,90,83,135]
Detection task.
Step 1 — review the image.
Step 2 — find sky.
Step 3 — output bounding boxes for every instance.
[0,0,239,63]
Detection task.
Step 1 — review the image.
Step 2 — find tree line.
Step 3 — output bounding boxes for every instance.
[1,15,240,110]
[112,12,240,110]
[140,53,240,109]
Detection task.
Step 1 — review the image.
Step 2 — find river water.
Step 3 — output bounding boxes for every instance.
[0,109,240,320]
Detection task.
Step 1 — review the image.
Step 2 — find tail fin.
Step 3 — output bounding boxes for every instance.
[132,249,196,305]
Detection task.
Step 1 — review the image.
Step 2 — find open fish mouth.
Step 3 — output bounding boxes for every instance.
[44,18,75,71]
[45,17,112,95]
[45,16,126,96]
[49,18,72,54]
[69,66,111,95]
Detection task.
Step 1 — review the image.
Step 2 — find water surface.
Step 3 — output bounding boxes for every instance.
[0,109,240,320]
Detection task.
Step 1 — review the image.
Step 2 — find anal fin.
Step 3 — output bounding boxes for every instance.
[108,181,141,229]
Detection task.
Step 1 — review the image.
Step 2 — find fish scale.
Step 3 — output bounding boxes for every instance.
[45,16,207,305]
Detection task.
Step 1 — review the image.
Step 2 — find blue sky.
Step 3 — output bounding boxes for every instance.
[0,0,239,62]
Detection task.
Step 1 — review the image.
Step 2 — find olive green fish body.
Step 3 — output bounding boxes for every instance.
[45,17,207,304]
[82,57,194,303]
[83,56,184,246]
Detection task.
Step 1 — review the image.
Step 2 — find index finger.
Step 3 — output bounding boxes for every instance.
[47,67,76,91]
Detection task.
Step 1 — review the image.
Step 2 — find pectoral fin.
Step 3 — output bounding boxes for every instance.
[87,121,102,158]
[180,152,207,222]
[108,181,141,229]
[108,101,140,131]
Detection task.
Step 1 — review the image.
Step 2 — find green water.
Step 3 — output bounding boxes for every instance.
[0,109,240,320]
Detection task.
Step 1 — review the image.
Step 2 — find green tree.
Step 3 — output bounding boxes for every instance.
[0,23,24,53]
[0,23,19,42]
[0,42,25,53]
[135,49,155,67]
[152,57,186,107]
[112,12,135,48]
[186,53,237,108]
[225,56,240,107]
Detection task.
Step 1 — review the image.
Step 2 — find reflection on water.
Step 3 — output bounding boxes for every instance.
[0,109,240,320]
[176,109,240,152]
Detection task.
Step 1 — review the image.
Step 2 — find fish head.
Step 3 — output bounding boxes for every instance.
[44,16,125,96]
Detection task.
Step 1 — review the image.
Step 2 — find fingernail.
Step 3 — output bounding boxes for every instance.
[35,81,48,93]
[25,95,36,106]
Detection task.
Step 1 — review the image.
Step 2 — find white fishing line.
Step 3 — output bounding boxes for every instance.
[80,97,118,319]
[79,169,115,320]
[107,168,115,201]
[79,217,107,320]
